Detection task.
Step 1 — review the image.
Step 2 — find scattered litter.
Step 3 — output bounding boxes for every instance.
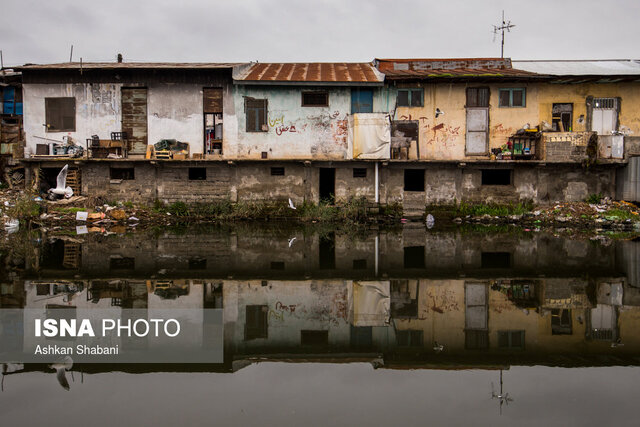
[4,218,19,234]
[33,197,43,202]
[425,214,435,229]
[110,209,126,220]
[76,225,88,235]
[75,211,88,221]
[128,216,139,221]
[88,212,105,220]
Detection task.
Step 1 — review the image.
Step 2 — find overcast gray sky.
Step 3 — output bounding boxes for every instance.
[1,0,639,66]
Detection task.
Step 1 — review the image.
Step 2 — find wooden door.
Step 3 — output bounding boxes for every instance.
[121,88,148,155]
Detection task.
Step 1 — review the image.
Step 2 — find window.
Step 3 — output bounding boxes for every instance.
[397,89,423,107]
[391,280,419,318]
[396,330,423,347]
[188,258,206,270]
[270,167,285,176]
[110,257,135,270]
[481,252,512,268]
[188,168,206,180]
[301,330,329,346]
[302,91,329,107]
[498,330,525,349]
[352,259,367,269]
[245,98,267,132]
[498,88,526,107]
[45,97,75,131]
[465,330,489,349]
[481,169,511,186]
[404,169,425,191]
[353,168,367,178]
[270,261,285,270]
[551,309,572,335]
[110,167,135,180]
[404,246,425,269]
[552,103,573,132]
[245,305,268,340]
[466,87,489,107]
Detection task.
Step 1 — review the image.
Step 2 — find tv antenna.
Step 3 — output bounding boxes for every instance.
[493,11,515,58]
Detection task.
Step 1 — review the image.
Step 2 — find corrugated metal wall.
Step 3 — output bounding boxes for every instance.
[617,156,640,201]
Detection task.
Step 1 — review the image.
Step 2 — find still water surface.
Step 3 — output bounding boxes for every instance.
[1,224,640,426]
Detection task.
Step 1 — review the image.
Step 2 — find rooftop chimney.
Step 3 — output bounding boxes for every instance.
[117,53,123,63]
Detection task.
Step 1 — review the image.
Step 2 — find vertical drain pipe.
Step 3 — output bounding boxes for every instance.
[375,234,379,276]
[375,161,379,204]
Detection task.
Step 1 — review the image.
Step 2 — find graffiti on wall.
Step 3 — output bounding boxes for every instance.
[399,113,461,148]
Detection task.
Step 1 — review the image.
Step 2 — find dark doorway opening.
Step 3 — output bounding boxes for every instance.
[319,232,336,269]
[319,168,335,203]
[404,169,425,192]
[481,169,511,186]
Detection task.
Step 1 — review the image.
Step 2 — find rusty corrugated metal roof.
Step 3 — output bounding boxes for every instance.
[376,58,543,79]
[235,63,384,83]
[15,62,242,70]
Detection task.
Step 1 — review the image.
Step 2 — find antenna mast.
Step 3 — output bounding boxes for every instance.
[493,11,515,58]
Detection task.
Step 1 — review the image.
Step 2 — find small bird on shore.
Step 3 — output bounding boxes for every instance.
[288,198,296,210]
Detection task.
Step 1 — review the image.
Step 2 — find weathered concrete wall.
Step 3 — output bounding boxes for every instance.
[34,159,619,207]
[23,83,122,155]
[23,83,234,156]
[381,163,617,206]
[83,162,156,201]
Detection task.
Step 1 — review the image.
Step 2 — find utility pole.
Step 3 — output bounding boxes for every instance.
[493,11,515,58]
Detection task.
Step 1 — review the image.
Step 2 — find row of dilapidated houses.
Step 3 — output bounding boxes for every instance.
[3,57,640,207]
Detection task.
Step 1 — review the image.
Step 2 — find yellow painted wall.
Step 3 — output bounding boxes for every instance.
[392,81,640,161]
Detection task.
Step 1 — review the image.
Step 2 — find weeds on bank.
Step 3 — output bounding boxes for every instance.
[150,197,400,224]
[585,193,603,204]
[6,192,41,223]
[454,201,533,217]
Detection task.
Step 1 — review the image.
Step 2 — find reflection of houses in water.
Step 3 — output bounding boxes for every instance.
[7,274,640,370]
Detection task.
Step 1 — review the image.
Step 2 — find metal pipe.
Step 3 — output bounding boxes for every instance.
[375,162,379,203]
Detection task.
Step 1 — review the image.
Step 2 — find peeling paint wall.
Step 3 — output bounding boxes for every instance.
[386,81,640,161]
[147,84,202,153]
[231,86,384,160]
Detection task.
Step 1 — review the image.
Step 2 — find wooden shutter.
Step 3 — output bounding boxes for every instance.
[203,88,223,113]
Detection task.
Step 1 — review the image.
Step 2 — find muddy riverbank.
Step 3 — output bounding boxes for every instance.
[0,188,639,236]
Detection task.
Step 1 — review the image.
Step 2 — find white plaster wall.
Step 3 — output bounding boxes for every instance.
[228,280,352,349]
[147,84,203,154]
[232,86,355,160]
[23,83,122,156]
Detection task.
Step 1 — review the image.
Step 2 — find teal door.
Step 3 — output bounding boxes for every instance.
[351,89,373,113]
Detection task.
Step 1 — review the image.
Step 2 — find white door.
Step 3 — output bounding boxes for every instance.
[466,108,489,154]
[465,283,487,329]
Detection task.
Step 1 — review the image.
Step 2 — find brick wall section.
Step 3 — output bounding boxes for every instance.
[83,163,156,202]
[158,164,232,204]
[542,132,595,162]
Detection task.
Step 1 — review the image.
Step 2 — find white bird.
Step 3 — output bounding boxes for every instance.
[435,108,444,118]
[48,164,73,199]
[288,237,297,247]
[433,341,444,352]
[49,356,73,391]
[288,198,296,210]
